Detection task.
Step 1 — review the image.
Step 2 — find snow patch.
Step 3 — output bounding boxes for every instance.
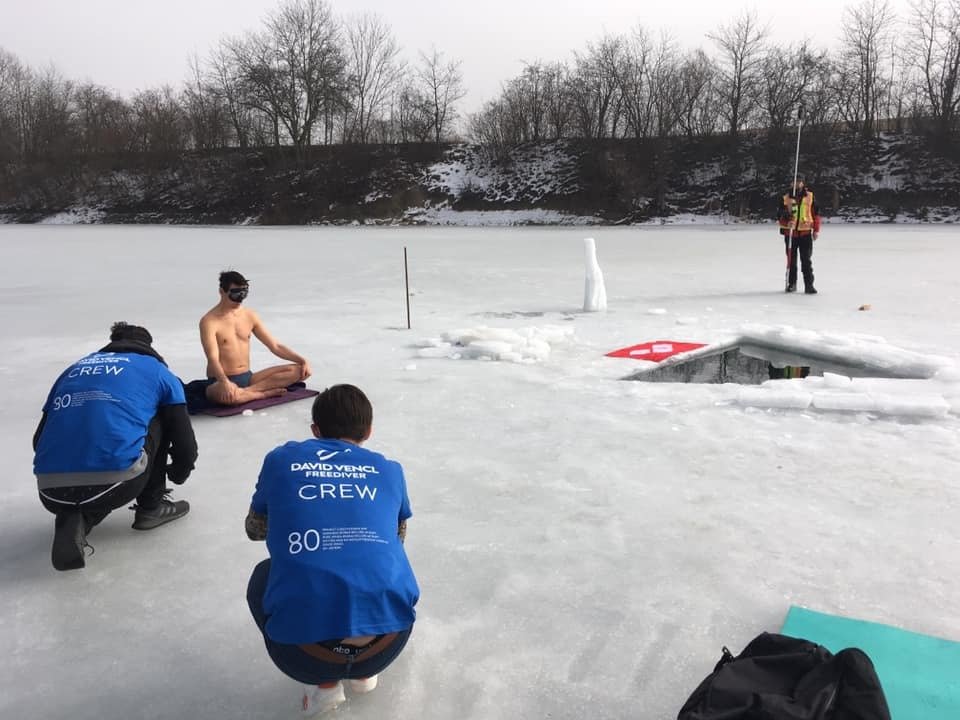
[424,141,581,204]
[416,325,575,363]
[39,208,106,224]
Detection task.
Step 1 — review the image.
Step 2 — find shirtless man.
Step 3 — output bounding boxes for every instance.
[200,271,312,406]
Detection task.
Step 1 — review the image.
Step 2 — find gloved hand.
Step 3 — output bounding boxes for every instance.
[166,464,191,485]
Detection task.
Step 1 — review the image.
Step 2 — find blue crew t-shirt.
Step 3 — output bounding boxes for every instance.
[251,438,419,644]
[33,351,185,474]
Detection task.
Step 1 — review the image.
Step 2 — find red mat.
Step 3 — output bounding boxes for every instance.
[606,340,706,362]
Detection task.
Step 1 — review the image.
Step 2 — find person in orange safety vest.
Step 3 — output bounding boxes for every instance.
[777,178,820,294]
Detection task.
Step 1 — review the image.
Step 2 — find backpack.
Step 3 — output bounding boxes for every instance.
[677,632,891,720]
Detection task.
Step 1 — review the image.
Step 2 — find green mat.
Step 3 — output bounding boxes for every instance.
[781,606,960,720]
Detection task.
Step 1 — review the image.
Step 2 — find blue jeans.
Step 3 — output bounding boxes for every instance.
[246,559,413,684]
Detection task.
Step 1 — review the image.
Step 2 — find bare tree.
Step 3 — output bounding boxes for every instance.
[708,10,769,137]
[467,58,576,150]
[671,49,718,138]
[0,56,75,160]
[0,49,14,108]
[569,35,625,138]
[74,82,134,153]
[495,79,526,145]
[416,46,466,143]
[183,53,233,149]
[230,0,347,154]
[518,61,551,141]
[884,34,914,130]
[468,98,514,159]
[130,86,187,153]
[611,28,685,139]
[493,61,550,143]
[840,0,896,137]
[207,41,257,148]
[10,65,75,160]
[543,61,572,140]
[228,34,287,148]
[394,80,434,142]
[759,43,824,133]
[792,53,841,131]
[647,33,683,137]
[907,0,960,136]
[0,48,22,160]
[615,26,655,138]
[344,13,404,143]
[7,60,36,160]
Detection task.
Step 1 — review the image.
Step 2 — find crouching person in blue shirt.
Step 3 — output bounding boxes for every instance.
[33,322,198,571]
[246,384,418,717]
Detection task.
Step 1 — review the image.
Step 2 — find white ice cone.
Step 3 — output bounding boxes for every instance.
[583,237,607,312]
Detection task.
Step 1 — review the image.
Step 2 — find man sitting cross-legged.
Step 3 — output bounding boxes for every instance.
[200,270,312,406]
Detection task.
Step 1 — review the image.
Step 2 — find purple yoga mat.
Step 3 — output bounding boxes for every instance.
[198,387,319,417]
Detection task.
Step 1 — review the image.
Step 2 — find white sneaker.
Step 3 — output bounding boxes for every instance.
[301,682,345,717]
[348,675,378,694]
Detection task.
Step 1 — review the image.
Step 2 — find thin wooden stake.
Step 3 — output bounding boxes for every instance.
[404,246,411,330]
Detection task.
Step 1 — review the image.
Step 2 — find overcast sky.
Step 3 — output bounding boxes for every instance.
[1,0,915,115]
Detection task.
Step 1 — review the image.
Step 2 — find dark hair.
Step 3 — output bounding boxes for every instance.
[311,384,373,442]
[219,270,248,290]
[109,321,153,345]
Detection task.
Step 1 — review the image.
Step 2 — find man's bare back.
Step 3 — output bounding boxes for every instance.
[200,272,312,406]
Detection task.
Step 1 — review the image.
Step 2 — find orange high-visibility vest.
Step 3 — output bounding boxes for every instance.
[780,191,815,233]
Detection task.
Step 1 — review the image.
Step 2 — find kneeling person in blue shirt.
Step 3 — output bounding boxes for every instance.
[33,322,198,571]
[246,384,419,717]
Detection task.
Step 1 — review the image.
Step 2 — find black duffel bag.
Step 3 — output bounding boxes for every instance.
[677,632,891,720]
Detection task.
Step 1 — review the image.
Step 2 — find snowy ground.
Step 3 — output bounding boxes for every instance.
[1,224,958,720]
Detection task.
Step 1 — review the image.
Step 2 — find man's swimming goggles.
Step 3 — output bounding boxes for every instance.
[227,287,249,301]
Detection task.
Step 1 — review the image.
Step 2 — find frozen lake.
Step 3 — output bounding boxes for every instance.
[1,224,957,720]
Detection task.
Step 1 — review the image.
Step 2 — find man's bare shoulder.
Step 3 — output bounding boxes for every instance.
[199,306,224,328]
[202,305,258,328]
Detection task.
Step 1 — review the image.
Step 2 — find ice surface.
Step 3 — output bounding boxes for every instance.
[737,387,813,409]
[1,224,959,720]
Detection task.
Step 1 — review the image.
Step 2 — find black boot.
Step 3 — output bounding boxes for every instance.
[52,512,87,571]
[132,496,190,530]
[804,286,818,294]
[786,269,798,293]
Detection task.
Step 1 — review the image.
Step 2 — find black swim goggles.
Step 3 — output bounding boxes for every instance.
[227,286,249,301]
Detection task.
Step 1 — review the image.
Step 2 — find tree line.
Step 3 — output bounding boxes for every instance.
[0,0,466,162]
[1,0,958,166]
[471,0,960,156]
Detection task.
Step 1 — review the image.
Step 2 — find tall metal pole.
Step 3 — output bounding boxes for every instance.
[786,107,804,292]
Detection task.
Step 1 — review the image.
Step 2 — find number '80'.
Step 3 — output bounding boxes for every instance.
[288,530,321,554]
